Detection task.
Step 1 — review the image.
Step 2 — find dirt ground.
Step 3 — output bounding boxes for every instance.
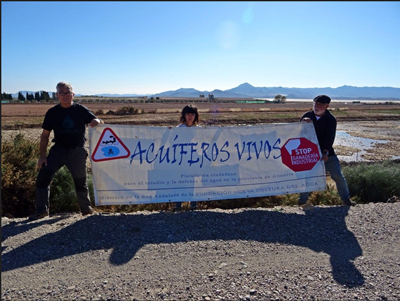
[2,101,400,128]
[2,203,400,300]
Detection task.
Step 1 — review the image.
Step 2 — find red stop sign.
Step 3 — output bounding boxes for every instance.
[281,138,321,172]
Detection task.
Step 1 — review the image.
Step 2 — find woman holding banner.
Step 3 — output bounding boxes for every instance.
[174,104,200,211]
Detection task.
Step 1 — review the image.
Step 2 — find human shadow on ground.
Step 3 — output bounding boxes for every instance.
[1,215,69,252]
[1,207,364,287]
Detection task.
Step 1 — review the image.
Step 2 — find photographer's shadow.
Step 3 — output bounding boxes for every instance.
[1,206,364,287]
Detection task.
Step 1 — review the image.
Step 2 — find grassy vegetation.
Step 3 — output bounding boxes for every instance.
[330,110,351,116]
[368,109,400,115]
[1,133,399,217]
[267,113,299,119]
[342,160,400,203]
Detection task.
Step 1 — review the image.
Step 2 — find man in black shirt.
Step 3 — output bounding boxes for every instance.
[299,95,355,208]
[29,82,104,220]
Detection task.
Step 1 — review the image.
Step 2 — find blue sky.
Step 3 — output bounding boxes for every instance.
[1,1,399,95]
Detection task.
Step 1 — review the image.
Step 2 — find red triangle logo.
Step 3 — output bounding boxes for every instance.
[91,128,131,162]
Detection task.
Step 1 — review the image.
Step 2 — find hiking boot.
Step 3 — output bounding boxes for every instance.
[299,202,316,211]
[343,199,356,206]
[174,203,182,212]
[82,207,98,216]
[29,211,49,220]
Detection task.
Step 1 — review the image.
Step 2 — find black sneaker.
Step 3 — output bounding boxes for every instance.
[29,211,49,220]
[299,203,316,211]
[343,199,356,206]
[174,203,182,212]
[298,201,308,208]
[82,207,98,216]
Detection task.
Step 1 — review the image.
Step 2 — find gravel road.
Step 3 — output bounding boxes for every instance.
[2,202,400,300]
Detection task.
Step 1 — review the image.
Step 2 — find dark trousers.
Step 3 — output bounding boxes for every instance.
[35,145,91,213]
[299,155,350,205]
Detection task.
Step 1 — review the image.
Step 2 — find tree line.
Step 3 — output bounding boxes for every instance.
[1,91,57,102]
[2,91,287,103]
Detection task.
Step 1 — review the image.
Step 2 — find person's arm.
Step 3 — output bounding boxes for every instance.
[320,116,336,163]
[37,130,51,169]
[81,104,104,127]
[89,118,104,128]
[300,112,312,123]
[301,117,312,123]
[322,117,336,153]
[321,149,330,162]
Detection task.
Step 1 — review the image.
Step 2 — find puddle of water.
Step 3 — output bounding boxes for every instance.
[334,131,388,162]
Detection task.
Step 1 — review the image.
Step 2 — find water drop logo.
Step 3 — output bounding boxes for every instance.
[102,146,120,157]
[63,115,74,129]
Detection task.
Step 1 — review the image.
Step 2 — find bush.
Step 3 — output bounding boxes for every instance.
[105,106,139,115]
[342,160,400,203]
[203,194,299,210]
[115,106,139,115]
[1,133,96,217]
[1,133,39,217]
[48,166,80,213]
[304,184,342,206]
[94,109,105,115]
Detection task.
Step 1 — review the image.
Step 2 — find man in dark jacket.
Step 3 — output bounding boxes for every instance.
[299,95,355,208]
[29,81,104,220]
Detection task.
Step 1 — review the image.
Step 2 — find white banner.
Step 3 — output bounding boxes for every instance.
[89,123,326,206]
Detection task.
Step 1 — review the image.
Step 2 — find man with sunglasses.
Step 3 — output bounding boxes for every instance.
[29,81,104,220]
[298,95,356,208]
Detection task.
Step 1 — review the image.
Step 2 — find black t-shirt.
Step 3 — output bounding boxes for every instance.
[300,109,337,156]
[42,103,97,148]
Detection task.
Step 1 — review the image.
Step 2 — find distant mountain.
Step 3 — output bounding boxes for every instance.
[153,83,400,99]
[79,93,149,97]
[154,88,208,98]
[7,84,400,99]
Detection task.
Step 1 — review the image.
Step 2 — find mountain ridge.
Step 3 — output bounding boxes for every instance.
[6,84,400,99]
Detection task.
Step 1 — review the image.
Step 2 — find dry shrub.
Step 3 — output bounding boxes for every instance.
[1,133,94,217]
[1,133,39,217]
[94,109,105,115]
[106,106,139,115]
[201,194,299,210]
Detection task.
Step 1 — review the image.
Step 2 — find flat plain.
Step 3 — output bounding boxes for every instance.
[2,100,400,161]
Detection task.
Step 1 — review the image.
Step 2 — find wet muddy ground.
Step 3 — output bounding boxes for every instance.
[335,120,400,162]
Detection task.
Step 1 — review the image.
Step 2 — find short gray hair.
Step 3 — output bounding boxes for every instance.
[56,81,74,92]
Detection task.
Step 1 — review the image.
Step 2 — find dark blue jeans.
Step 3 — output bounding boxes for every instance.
[35,145,91,213]
[299,155,350,205]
